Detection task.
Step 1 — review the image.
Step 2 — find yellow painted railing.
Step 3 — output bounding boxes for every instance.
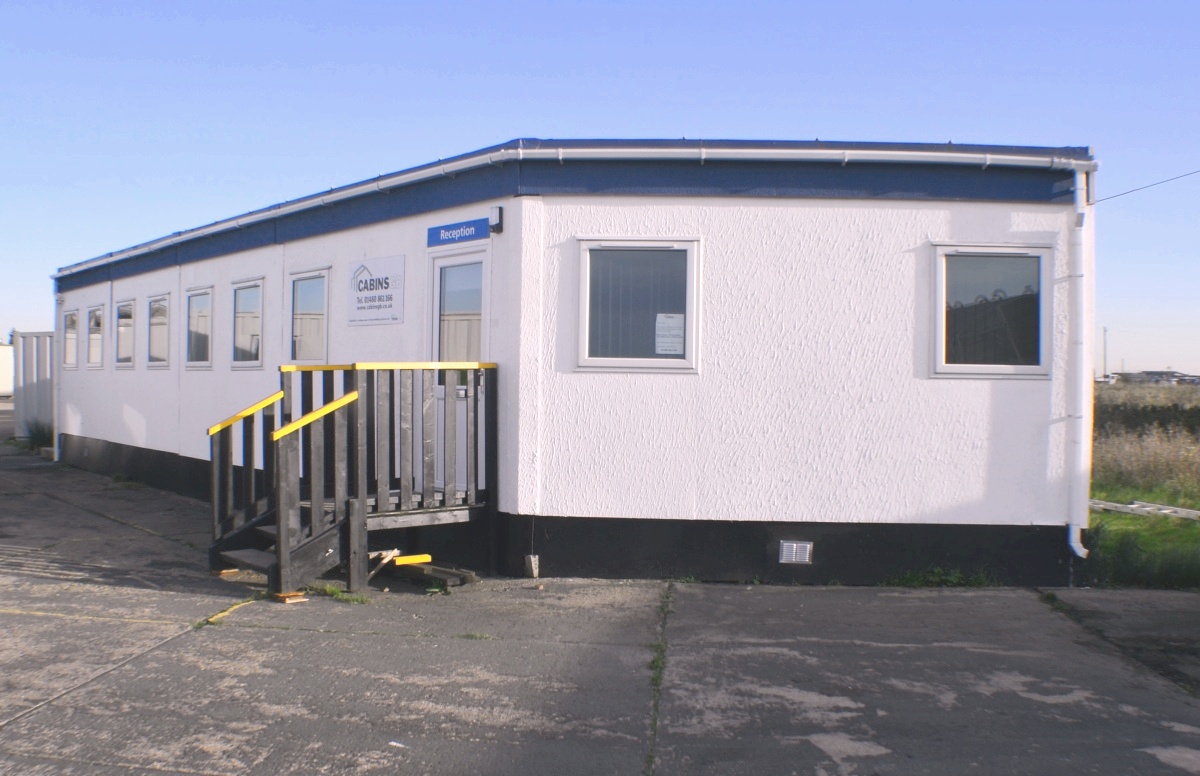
[271,390,359,441]
[207,390,285,437]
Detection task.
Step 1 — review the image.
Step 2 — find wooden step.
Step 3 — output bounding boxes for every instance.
[219,548,277,573]
[256,523,279,541]
[392,563,480,588]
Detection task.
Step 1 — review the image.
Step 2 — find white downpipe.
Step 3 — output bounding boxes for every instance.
[1067,169,1091,559]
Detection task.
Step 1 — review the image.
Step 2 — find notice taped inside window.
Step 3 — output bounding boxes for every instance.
[655,313,685,355]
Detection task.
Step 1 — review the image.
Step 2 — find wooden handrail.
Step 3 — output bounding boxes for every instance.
[271,390,359,441]
[280,361,497,373]
[279,364,356,373]
[352,361,497,370]
[207,390,285,436]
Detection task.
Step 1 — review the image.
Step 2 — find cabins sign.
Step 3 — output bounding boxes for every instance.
[349,257,404,326]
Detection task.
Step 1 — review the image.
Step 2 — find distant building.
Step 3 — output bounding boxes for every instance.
[1112,371,1197,385]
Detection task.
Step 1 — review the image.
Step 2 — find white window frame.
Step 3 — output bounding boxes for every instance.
[185,287,213,369]
[231,278,264,370]
[147,294,170,368]
[289,268,329,363]
[62,310,79,369]
[86,305,104,369]
[932,243,1052,378]
[114,299,135,368]
[429,245,489,362]
[577,237,700,372]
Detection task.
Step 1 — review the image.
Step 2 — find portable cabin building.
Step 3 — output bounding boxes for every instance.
[52,139,1097,586]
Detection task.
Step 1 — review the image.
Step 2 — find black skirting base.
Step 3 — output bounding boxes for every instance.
[56,434,1077,586]
[59,434,211,501]
[398,513,1077,587]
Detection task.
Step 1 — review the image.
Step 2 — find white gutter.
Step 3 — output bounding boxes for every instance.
[1067,168,1093,559]
[55,143,1098,279]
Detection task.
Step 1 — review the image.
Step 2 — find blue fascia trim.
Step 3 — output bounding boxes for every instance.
[515,160,1074,203]
[55,155,1078,293]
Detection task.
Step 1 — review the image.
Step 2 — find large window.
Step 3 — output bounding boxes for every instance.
[291,274,326,361]
[187,290,212,365]
[148,296,169,365]
[578,239,699,371]
[63,311,78,368]
[233,283,262,365]
[934,245,1050,377]
[115,301,134,366]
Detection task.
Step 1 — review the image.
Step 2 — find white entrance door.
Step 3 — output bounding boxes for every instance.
[430,257,484,495]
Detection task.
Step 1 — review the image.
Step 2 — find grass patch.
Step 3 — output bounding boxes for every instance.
[1091,483,1200,512]
[305,582,371,604]
[882,566,995,587]
[1085,512,1200,589]
[24,420,53,450]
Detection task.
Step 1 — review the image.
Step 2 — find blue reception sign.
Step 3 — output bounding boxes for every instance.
[428,218,490,247]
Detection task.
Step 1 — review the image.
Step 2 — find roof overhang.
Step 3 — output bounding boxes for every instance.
[54,138,1096,283]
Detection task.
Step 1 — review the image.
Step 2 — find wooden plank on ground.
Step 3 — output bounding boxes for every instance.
[391,562,480,587]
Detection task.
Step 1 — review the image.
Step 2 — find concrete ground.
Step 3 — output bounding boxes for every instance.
[2,402,1200,775]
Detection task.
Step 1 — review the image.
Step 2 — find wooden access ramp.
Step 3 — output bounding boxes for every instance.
[207,362,498,594]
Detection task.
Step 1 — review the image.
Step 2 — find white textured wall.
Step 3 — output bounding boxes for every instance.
[56,200,513,463]
[55,192,1087,529]
[509,196,1080,526]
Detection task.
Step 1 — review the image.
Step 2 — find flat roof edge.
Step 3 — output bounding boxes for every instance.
[55,139,1096,279]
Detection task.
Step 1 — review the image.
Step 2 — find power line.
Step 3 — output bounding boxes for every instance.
[1095,168,1200,203]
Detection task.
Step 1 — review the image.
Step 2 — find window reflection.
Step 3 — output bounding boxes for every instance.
[187,292,211,363]
[148,298,168,364]
[87,307,103,366]
[233,285,262,363]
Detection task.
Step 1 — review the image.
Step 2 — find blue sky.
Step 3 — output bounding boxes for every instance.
[3,0,1198,373]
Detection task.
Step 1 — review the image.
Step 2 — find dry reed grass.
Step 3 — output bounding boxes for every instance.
[1092,426,1200,502]
[1095,382,1200,409]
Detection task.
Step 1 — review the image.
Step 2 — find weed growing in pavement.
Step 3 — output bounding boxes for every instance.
[644,582,674,776]
[305,582,370,604]
[882,567,995,587]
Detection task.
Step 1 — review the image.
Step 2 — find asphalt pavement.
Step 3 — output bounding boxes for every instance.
[2,400,1199,775]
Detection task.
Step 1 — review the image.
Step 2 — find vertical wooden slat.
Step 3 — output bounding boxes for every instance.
[483,366,499,576]
[421,369,436,507]
[276,433,298,594]
[309,415,325,537]
[355,369,369,512]
[281,370,293,425]
[263,406,276,515]
[333,371,348,524]
[444,369,458,505]
[300,371,314,491]
[220,427,234,529]
[323,370,336,497]
[465,369,478,506]
[399,369,413,511]
[241,413,257,520]
[375,369,394,512]
[210,432,224,543]
[347,496,368,592]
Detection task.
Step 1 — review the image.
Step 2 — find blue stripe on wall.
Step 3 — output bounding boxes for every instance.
[56,160,1074,293]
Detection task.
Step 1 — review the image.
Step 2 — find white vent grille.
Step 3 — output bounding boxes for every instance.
[778,540,814,565]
